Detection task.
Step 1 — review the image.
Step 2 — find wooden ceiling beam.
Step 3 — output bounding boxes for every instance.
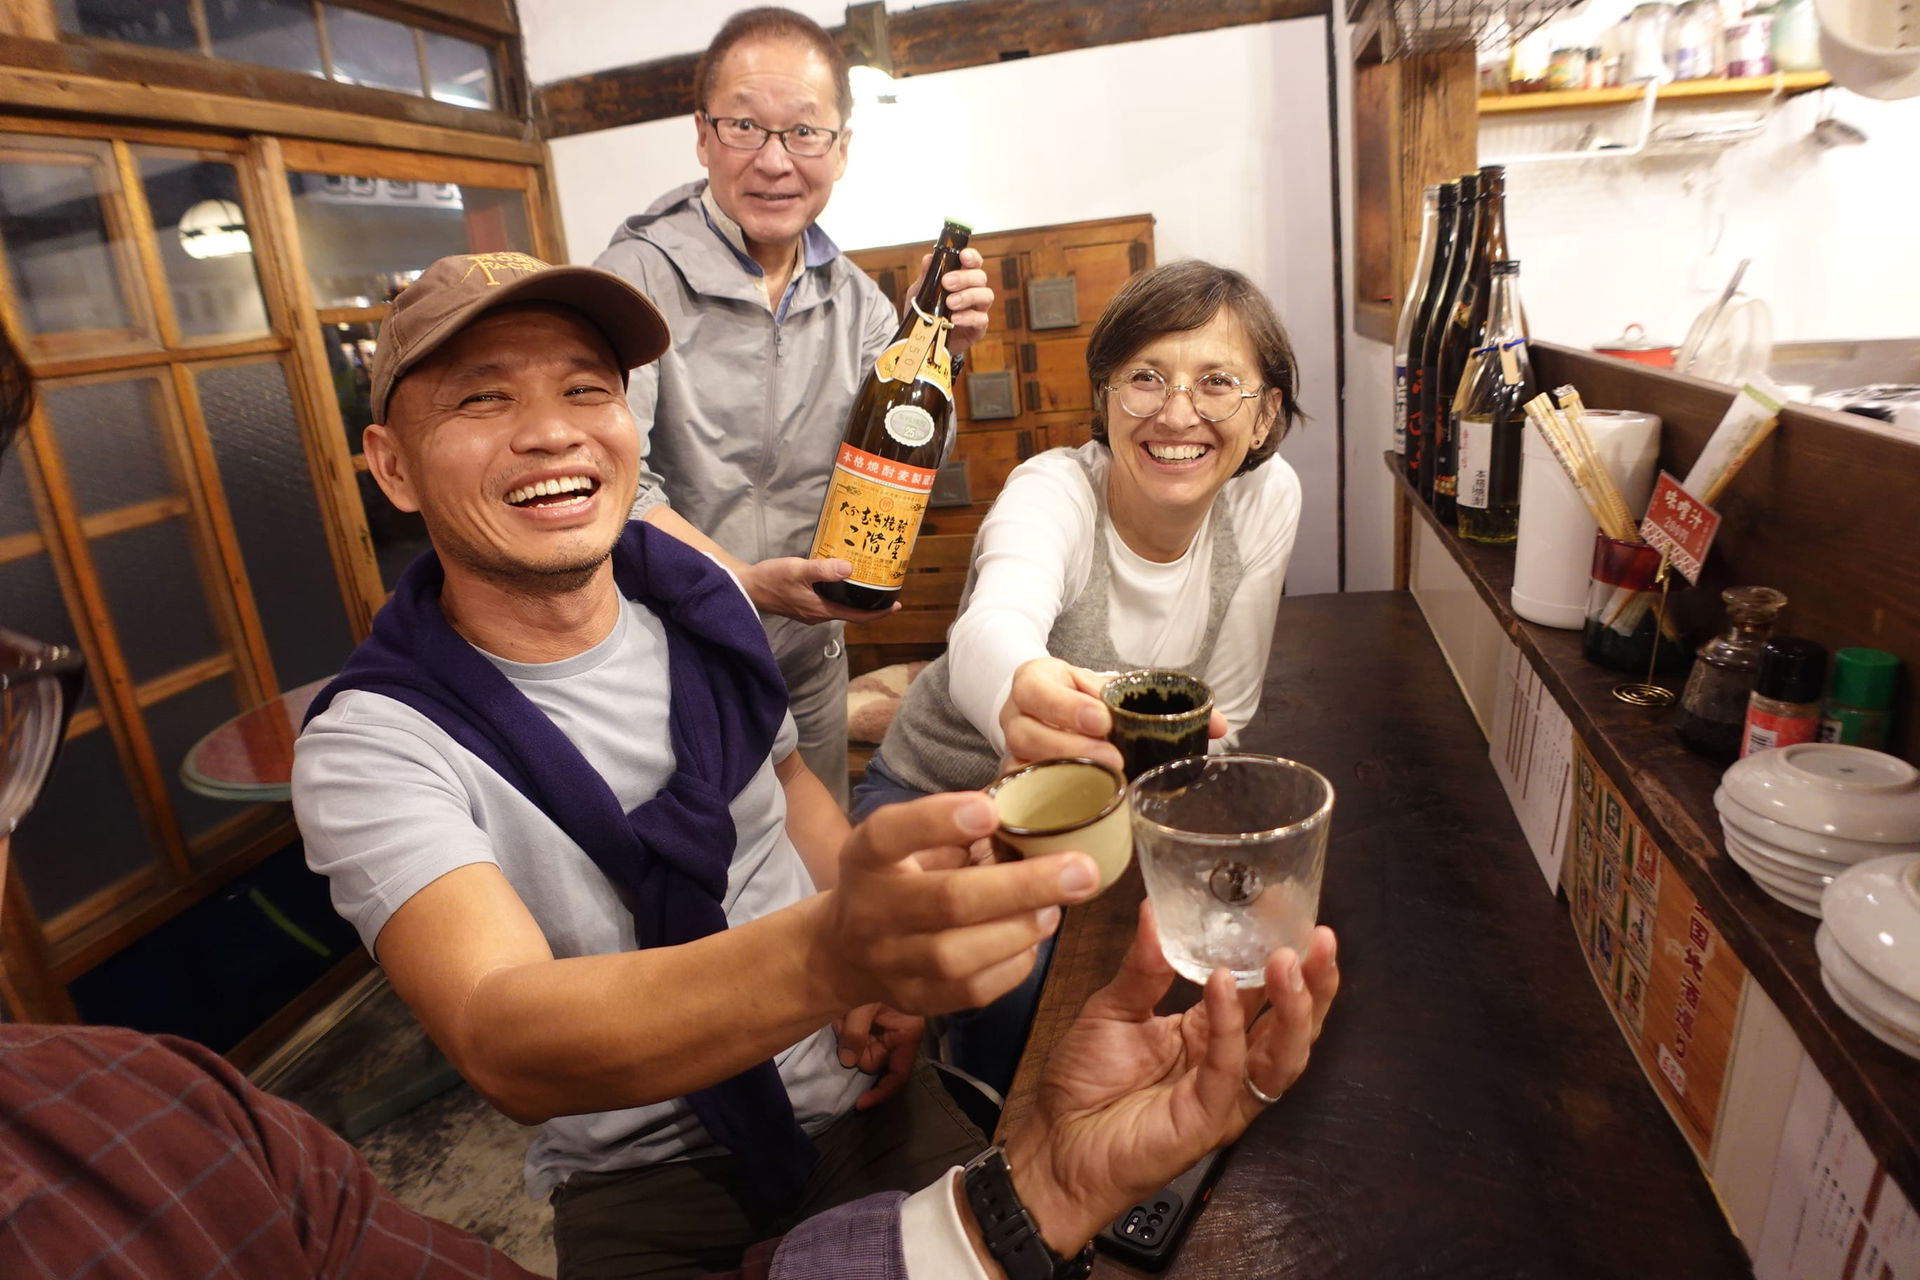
[536,0,1331,139]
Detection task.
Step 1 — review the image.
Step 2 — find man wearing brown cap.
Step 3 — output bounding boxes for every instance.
[290,251,1098,1279]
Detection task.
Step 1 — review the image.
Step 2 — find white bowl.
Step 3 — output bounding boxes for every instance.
[1820,854,1920,1002]
[1725,830,1834,888]
[1720,744,1920,844]
[1723,837,1824,916]
[1819,967,1920,1062]
[1713,787,1920,865]
[1816,923,1920,1041]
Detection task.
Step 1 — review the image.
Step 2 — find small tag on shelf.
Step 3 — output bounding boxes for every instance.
[1639,472,1721,584]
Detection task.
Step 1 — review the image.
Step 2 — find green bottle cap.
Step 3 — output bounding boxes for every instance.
[1831,647,1899,709]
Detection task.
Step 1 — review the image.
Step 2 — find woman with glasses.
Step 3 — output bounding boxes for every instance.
[851,259,1303,1090]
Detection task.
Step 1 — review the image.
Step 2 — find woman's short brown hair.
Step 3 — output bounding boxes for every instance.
[1086,260,1302,476]
[696,7,853,126]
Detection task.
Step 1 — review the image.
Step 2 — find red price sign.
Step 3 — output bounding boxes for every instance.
[1639,472,1721,583]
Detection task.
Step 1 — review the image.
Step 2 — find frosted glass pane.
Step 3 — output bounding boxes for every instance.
[55,0,198,52]
[137,154,271,341]
[325,6,420,96]
[0,553,95,714]
[288,173,530,308]
[40,375,181,516]
[9,725,159,920]
[90,519,223,683]
[358,473,430,590]
[0,450,36,538]
[424,30,495,109]
[205,0,323,75]
[0,157,134,336]
[195,361,355,688]
[145,674,246,844]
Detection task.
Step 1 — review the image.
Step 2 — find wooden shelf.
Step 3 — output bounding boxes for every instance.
[1386,450,1920,1210]
[1479,72,1832,113]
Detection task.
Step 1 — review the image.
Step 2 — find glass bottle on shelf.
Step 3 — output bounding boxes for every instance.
[1392,186,1443,458]
[1432,164,1510,527]
[1415,171,1478,504]
[1403,181,1461,492]
[1674,586,1788,762]
[1454,260,1533,544]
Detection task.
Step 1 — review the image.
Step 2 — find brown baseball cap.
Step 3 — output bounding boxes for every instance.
[368,251,671,423]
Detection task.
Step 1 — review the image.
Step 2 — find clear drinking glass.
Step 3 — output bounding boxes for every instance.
[1129,755,1334,988]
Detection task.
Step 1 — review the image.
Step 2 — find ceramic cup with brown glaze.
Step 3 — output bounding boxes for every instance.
[1101,669,1214,781]
[985,757,1131,891]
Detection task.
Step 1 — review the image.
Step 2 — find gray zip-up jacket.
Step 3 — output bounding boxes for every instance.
[594,181,898,568]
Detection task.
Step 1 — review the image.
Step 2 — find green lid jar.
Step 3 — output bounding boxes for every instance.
[1818,648,1899,750]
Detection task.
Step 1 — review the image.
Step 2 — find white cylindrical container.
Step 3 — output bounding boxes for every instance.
[1512,410,1661,628]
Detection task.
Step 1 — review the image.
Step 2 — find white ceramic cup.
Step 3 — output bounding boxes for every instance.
[987,758,1132,891]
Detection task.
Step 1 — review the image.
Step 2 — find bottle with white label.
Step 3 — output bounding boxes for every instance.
[809,219,971,610]
[1454,259,1532,543]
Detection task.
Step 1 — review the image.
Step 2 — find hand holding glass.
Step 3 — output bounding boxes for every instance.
[1129,754,1333,988]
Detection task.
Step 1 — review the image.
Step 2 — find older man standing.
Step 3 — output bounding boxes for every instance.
[594,7,994,805]
[292,252,1078,1280]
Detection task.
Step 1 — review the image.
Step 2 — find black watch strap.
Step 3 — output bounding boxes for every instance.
[961,1146,1095,1280]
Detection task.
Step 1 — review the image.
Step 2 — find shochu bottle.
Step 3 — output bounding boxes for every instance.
[809,219,971,611]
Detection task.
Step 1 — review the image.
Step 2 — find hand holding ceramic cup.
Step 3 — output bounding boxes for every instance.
[1129,754,1334,988]
[1101,670,1215,781]
[986,758,1132,892]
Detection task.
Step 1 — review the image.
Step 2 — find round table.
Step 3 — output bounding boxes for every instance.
[180,678,331,802]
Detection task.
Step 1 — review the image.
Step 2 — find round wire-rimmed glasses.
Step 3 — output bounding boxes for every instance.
[1104,368,1263,423]
[700,112,842,158]
[1,627,86,835]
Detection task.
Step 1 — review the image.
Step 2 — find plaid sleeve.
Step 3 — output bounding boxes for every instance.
[704,1191,908,1280]
[0,1024,544,1280]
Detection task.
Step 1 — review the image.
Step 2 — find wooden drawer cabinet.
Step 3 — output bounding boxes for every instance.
[845,214,1153,675]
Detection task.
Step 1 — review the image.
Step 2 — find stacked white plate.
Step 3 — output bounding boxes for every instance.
[1818,854,1920,1061]
[1715,743,1920,918]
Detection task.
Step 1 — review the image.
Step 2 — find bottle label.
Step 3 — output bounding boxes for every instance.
[809,442,937,591]
[885,403,936,447]
[876,305,955,397]
[1741,707,1819,757]
[1499,339,1523,385]
[1392,366,1408,454]
[1457,413,1492,509]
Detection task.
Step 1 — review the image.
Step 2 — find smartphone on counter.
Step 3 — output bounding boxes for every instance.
[1093,1148,1226,1270]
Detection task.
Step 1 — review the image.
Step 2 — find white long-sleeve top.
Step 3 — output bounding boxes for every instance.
[946,441,1302,759]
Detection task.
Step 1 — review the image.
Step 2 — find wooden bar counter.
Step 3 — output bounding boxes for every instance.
[999,591,1753,1278]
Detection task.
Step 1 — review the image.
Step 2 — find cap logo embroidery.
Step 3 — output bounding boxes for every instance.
[457,251,552,287]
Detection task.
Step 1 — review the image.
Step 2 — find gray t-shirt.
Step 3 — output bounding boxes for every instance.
[293,598,865,1198]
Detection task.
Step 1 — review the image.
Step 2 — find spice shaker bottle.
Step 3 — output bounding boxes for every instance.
[1818,648,1898,749]
[1740,637,1827,758]
[1675,586,1787,762]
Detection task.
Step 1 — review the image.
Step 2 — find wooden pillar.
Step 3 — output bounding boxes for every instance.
[1348,18,1478,342]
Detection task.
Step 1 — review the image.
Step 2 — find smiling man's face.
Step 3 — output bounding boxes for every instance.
[695,37,849,258]
[363,304,639,593]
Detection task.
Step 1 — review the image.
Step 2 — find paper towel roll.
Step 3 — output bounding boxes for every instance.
[1512,410,1661,628]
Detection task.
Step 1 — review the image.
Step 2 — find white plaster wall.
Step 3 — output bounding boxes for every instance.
[531,15,1345,595]
[1473,0,1920,349]
[520,0,976,83]
[1488,89,1920,350]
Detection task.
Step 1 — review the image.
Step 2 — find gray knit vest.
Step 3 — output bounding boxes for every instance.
[876,451,1246,793]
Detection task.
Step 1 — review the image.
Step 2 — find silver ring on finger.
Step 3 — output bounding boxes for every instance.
[1243,1070,1283,1106]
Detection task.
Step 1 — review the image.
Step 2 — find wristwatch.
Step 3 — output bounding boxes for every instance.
[961,1146,1095,1280]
